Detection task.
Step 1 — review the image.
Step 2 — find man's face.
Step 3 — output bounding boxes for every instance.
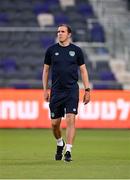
[57,26,70,43]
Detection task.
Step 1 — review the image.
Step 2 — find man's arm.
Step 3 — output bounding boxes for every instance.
[42,64,50,102]
[79,64,90,104]
[80,64,89,89]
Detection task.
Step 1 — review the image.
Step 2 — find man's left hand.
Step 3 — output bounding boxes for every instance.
[83,91,90,105]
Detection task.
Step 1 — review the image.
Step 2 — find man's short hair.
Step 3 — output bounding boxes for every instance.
[58,24,72,33]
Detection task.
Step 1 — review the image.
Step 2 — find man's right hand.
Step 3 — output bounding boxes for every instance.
[44,90,50,102]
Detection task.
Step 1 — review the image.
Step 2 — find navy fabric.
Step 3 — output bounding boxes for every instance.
[44,43,85,90]
[49,88,79,119]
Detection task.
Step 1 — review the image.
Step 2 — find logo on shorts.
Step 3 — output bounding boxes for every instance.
[55,52,59,56]
[69,51,75,56]
[51,112,55,118]
[73,108,76,112]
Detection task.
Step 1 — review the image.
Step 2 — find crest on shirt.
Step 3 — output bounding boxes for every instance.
[51,112,55,118]
[69,51,75,56]
[55,52,59,56]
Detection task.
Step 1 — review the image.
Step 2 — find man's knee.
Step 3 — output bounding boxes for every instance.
[66,113,75,125]
[51,119,61,129]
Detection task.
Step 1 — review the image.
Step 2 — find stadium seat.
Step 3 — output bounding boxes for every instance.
[54,14,69,25]
[1,58,17,71]
[9,82,30,89]
[0,13,9,23]
[41,36,55,48]
[33,3,50,15]
[76,3,95,18]
[93,82,123,90]
[99,71,116,81]
[89,22,106,42]
[37,13,54,27]
[59,0,75,9]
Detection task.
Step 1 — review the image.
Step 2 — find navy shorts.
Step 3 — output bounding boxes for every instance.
[49,89,79,119]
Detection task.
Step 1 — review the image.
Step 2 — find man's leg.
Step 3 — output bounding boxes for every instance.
[66,113,76,145]
[64,113,76,162]
[51,118,62,139]
[51,118,65,160]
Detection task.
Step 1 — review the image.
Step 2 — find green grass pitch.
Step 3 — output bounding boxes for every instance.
[0,129,130,179]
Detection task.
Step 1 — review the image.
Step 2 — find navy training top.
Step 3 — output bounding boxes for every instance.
[44,43,85,90]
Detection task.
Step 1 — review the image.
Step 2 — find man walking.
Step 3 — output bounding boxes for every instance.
[43,24,90,162]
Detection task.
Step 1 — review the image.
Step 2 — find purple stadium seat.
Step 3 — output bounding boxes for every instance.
[90,23,106,42]
[1,58,17,71]
[77,4,94,18]
[95,47,109,55]
[93,83,110,89]
[54,15,69,25]
[93,83,122,90]
[0,13,9,25]
[33,3,50,15]
[33,0,59,15]
[41,36,55,48]
[99,71,116,81]
[11,83,30,89]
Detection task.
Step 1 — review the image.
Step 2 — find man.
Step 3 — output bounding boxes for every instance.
[43,24,90,162]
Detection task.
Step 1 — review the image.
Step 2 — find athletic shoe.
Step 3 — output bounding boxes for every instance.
[55,140,65,160]
[64,151,72,162]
